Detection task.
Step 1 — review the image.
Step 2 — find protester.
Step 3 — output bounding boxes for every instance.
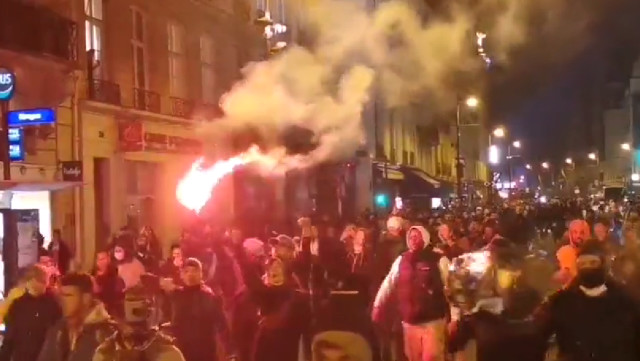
[372,226,449,361]
[0,265,61,361]
[38,272,115,361]
[48,229,73,275]
[92,250,125,317]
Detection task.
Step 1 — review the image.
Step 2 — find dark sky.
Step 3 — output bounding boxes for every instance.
[486,0,640,162]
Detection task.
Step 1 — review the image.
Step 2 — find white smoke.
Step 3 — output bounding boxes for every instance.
[199,0,599,171]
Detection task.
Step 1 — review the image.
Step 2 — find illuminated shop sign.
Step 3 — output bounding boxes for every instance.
[8,128,24,161]
[0,68,15,101]
[8,108,56,127]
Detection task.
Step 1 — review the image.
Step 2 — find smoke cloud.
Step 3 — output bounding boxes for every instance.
[199,0,604,172]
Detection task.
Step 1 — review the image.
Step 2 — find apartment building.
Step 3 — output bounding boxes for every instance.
[78,0,265,264]
[0,0,78,259]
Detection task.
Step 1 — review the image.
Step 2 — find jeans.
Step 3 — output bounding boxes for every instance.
[402,319,446,361]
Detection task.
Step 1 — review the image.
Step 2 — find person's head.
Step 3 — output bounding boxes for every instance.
[269,235,295,261]
[353,229,366,254]
[407,226,429,252]
[575,240,607,290]
[58,273,95,320]
[95,251,111,272]
[170,244,183,267]
[312,331,371,361]
[113,245,128,262]
[23,265,49,296]
[265,258,286,286]
[468,221,481,235]
[121,286,152,337]
[341,224,357,241]
[483,224,497,241]
[386,216,403,236]
[568,219,590,247]
[593,219,610,242]
[438,223,453,243]
[181,258,203,287]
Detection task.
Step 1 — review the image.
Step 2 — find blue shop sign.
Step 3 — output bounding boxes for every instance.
[8,108,56,127]
[8,128,23,161]
[0,68,15,101]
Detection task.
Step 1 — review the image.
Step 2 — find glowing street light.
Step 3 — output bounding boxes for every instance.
[621,143,631,151]
[512,140,521,148]
[465,96,479,108]
[489,145,500,165]
[525,164,532,170]
[588,152,597,161]
[492,127,506,138]
[541,162,549,169]
[632,173,640,182]
[565,157,573,165]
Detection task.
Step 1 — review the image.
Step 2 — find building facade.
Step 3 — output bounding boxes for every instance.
[76,0,265,266]
[0,0,78,263]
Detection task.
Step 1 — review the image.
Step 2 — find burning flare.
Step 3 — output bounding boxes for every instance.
[176,146,271,213]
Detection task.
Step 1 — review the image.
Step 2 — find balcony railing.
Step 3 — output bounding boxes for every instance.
[133,88,161,113]
[88,80,121,106]
[0,0,77,61]
[169,97,194,118]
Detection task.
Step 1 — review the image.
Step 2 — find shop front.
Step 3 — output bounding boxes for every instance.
[81,109,228,266]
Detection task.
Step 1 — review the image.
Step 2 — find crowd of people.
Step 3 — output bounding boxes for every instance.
[0,198,640,361]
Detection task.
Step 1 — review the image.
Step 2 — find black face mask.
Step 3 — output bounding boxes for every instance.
[577,268,606,289]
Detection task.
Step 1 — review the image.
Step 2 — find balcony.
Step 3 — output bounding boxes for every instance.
[169,97,194,118]
[88,80,121,106]
[133,88,161,113]
[0,0,77,62]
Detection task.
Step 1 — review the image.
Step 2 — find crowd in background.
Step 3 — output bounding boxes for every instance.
[0,196,639,361]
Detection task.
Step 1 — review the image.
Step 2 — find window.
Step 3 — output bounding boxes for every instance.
[168,22,186,98]
[200,35,216,103]
[131,8,147,89]
[85,0,103,78]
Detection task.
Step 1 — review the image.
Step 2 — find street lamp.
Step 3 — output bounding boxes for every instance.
[565,157,573,165]
[525,164,532,170]
[542,162,549,169]
[492,127,506,138]
[456,95,480,200]
[588,152,597,161]
[512,140,521,148]
[621,143,631,151]
[465,96,479,108]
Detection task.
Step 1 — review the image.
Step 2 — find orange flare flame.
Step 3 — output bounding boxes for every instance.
[176,146,268,213]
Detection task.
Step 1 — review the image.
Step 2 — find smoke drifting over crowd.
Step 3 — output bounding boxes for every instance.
[199,0,606,172]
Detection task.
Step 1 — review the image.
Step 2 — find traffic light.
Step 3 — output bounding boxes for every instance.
[375,193,390,208]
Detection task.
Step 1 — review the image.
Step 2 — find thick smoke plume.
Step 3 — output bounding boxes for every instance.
[199,0,604,172]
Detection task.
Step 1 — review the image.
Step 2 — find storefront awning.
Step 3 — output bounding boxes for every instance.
[0,181,82,191]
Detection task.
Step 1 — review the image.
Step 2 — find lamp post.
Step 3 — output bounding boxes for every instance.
[456,95,479,200]
[507,140,521,195]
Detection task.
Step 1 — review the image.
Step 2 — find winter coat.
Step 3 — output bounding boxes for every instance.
[93,267,125,317]
[0,290,61,361]
[169,284,232,361]
[533,280,640,361]
[93,330,185,361]
[37,302,116,361]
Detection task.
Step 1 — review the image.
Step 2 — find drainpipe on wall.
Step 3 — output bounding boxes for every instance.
[70,70,84,270]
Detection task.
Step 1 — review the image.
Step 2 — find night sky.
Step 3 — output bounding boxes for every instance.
[486,0,640,162]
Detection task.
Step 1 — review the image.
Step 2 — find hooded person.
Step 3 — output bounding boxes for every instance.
[372,226,449,361]
[530,239,640,361]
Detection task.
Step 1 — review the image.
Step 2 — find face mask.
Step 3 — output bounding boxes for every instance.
[577,268,606,289]
[114,251,125,261]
